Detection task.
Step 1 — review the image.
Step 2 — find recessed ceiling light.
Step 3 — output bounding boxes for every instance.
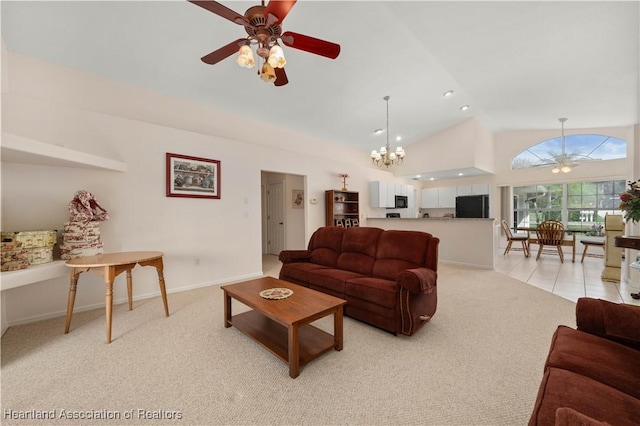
[374,128,384,135]
[460,105,469,111]
[396,136,402,142]
[416,175,421,178]
[458,172,464,176]
[430,177,435,181]
[443,90,454,98]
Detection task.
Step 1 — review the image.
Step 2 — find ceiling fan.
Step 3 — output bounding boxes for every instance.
[537,118,598,173]
[188,0,341,86]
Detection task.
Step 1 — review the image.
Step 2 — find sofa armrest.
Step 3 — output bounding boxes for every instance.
[396,268,437,294]
[278,250,312,264]
[576,297,640,350]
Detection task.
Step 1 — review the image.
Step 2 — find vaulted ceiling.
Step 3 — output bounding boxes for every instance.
[2,1,638,176]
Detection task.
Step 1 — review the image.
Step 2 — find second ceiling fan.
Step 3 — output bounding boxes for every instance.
[189,0,341,86]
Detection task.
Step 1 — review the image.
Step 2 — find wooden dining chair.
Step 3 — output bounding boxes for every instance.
[535,220,566,262]
[501,219,530,257]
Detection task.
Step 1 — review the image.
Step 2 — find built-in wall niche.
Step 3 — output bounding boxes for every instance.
[0,133,127,290]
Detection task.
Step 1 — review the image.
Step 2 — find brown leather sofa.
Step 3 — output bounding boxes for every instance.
[529,297,640,425]
[278,226,439,336]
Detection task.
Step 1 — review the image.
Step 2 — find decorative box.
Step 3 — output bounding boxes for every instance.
[24,247,54,265]
[1,230,58,248]
[1,241,30,271]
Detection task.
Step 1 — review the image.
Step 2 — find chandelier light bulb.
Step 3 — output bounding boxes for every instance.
[260,63,277,83]
[268,44,286,68]
[236,45,255,69]
[561,165,572,173]
[552,166,560,174]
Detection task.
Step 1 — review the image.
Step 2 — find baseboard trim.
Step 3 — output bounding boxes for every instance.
[3,271,264,329]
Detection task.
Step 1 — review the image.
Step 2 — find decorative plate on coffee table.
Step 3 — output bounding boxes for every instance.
[259,288,294,300]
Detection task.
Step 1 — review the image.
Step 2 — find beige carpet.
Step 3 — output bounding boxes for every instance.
[1,263,576,425]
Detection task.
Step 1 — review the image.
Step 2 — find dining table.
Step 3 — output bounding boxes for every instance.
[516,226,588,263]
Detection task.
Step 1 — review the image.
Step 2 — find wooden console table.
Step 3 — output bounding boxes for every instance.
[64,251,169,343]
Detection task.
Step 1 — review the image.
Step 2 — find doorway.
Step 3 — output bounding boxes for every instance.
[261,172,307,273]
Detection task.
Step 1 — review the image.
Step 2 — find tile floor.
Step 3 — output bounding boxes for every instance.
[264,248,640,306]
[495,247,640,305]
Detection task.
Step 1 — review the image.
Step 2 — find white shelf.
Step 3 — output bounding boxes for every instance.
[0,260,69,291]
[1,133,127,171]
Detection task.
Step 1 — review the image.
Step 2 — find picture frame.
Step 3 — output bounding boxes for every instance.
[166,153,220,199]
[292,189,304,209]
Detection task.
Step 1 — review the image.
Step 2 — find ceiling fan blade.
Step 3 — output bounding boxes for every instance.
[189,0,249,26]
[264,0,297,25]
[200,38,245,65]
[281,31,340,59]
[274,67,289,87]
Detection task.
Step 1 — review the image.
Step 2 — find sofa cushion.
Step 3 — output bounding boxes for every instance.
[308,226,345,267]
[529,367,640,426]
[308,268,363,296]
[345,276,397,308]
[336,227,383,275]
[280,262,328,285]
[545,325,640,399]
[373,230,432,280]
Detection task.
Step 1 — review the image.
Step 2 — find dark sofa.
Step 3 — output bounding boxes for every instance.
[278,226,439,336]
[529,297,640,425]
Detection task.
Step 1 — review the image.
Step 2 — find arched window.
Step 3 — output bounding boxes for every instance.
[511,134,626,170]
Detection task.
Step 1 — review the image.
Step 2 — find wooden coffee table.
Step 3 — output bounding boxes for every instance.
[221,276,346,378]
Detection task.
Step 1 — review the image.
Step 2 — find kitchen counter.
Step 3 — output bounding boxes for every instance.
[369,217,494,221]
[366,217,496,269]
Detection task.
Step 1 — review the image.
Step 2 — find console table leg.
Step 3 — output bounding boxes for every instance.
[105,278,114,344]
[126,269,133,311]
[64,272,80,334]
[155,262,169,317]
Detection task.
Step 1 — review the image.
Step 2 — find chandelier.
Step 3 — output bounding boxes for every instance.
[371,96,405,167]
[551,118,573,174]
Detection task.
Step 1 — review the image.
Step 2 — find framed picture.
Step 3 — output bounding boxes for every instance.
[166,153,220,199]
[292,189,304,209]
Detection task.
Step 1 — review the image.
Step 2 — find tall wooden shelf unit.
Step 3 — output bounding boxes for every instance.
[325,190,359,227]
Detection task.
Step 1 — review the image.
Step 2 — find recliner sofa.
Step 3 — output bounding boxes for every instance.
[278,226,439,336]
[529,297,640,425]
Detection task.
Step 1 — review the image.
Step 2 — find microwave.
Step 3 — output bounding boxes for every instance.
[394,195,408,209]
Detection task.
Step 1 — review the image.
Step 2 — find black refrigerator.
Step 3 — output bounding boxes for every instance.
[455,195,490,218]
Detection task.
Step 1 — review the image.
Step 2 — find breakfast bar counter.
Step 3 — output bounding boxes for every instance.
[366,217,496,269]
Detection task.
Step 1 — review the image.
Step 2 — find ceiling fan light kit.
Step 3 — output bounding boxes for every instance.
[551,117,573,173]
[189,0,340,86]
[371,96,406,168]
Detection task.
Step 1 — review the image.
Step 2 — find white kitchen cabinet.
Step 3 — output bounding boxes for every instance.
[457,184,490,196]
[439,187,457,207]
[394,183,408,196]
[407,186,416,209]
[370,181,394,208]
[421,187,456,208]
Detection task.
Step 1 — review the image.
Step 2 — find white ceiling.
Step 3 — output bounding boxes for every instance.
[2,1,639,179]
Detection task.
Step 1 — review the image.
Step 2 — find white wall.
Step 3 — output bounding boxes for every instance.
[0,51,397,328]
[400,117,495,176]
[1,49,638,330]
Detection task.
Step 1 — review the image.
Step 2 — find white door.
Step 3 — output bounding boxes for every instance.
[267,182,285,255]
